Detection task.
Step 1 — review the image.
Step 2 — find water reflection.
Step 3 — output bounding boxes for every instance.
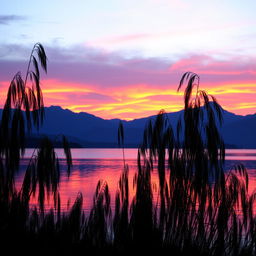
[16,149,256,214]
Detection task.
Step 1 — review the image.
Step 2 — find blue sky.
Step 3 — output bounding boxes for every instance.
[1,0,255,57]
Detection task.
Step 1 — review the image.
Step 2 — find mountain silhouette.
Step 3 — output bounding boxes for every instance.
[0,106,255,148]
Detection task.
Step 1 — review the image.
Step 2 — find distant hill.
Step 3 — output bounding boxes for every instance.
[221,114,256,148]
[25,134,83,148]
[0,106,255,148]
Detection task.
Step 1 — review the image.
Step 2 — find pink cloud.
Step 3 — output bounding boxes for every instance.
[170,55,256,75]
[88,33,151,46]
[0,44,255,119]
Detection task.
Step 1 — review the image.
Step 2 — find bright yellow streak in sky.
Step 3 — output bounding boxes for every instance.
[0,80,255,120]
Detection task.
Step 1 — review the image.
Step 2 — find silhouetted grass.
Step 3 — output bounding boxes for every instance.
[0,46,255,255]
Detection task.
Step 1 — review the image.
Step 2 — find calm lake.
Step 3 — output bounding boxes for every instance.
[16,149,256,214]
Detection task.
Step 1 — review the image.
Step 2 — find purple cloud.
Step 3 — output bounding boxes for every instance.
[0,15,26,25]
[0,43,255,91]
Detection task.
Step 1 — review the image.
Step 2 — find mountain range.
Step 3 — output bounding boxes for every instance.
[16,105,256,149]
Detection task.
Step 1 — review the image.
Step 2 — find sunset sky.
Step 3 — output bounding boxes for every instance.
[0,0,255,120]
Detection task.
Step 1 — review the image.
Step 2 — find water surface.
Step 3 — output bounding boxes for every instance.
[16,149,256,214]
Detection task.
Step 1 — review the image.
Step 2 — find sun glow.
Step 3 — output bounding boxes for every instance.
[0,78,255,120]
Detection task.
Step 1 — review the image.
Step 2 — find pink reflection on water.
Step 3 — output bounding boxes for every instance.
[15,159,138,214]
[16,149,256,214]
[58,159,137,214]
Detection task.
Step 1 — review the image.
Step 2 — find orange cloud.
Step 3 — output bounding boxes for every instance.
[0,77,255,120]
[40,80,256,119]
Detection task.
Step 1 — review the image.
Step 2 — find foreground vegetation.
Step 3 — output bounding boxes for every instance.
[0,44,255,255]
